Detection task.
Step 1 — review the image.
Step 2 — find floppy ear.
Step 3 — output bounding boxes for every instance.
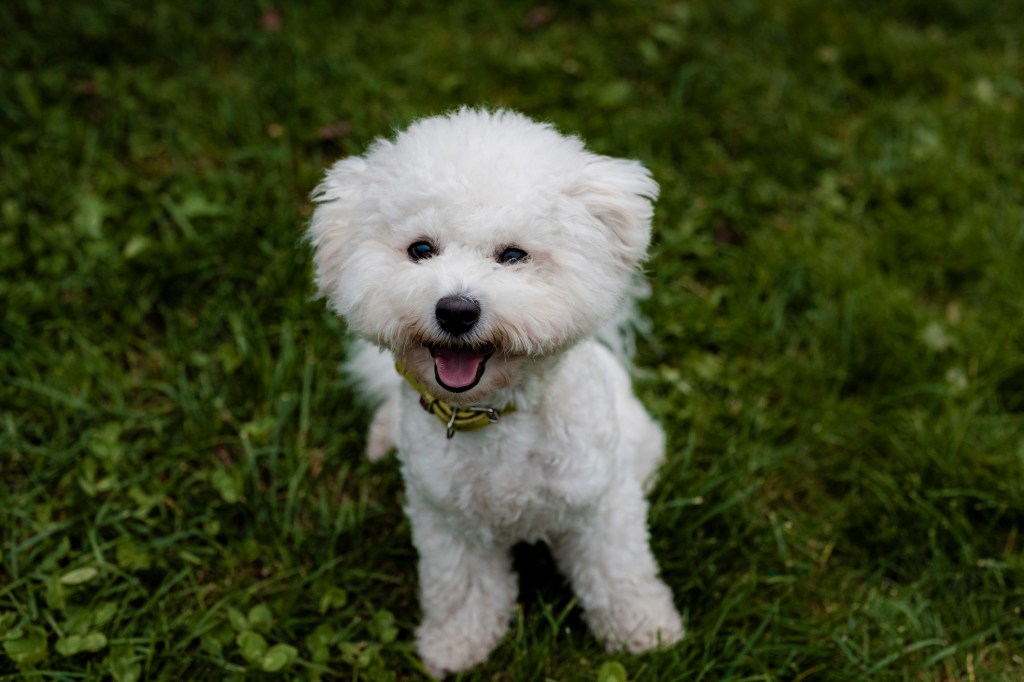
[306,156,370,305]
[567,156,659,268]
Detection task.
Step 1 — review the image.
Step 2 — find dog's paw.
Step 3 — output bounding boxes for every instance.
[587,586,684,654]
[416,617,508,678]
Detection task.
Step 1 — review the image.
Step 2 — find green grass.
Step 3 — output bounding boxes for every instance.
[2,0,1024,679]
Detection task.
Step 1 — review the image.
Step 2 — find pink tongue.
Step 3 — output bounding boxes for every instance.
[434,348,485,389]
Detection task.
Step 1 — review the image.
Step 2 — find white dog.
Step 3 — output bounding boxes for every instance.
[307,108,683,676]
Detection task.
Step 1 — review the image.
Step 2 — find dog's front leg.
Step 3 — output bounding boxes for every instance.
[407,495,517,677]
[551,482,683,654]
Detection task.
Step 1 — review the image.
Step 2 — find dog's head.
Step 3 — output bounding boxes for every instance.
[308,109,657,403]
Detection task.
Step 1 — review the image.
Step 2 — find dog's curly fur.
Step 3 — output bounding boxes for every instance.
[308,108,682,676]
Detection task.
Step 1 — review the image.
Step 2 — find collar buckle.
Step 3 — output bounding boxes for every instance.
[470,406,501,423]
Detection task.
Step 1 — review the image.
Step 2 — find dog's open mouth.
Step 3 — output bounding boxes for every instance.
[428,344,494,393]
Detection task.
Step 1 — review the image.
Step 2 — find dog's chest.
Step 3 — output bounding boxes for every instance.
[462,448,602,536]
[403,424,614,543]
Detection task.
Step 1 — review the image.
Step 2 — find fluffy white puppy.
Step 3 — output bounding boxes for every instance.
[308,108,682,676]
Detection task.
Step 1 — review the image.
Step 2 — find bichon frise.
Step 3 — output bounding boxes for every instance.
[307,108,683,676]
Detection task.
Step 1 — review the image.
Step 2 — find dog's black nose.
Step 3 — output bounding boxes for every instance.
[435,295,480,336]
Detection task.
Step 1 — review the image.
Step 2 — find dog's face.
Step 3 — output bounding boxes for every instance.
[308,110,658,404]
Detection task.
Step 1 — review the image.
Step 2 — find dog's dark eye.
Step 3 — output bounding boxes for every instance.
[407,241,435,262]
[497,247,528,265]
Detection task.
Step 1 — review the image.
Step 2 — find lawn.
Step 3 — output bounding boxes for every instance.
[2,0,1023,680]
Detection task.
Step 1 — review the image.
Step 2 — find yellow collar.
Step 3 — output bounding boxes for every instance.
[395,362,515,439]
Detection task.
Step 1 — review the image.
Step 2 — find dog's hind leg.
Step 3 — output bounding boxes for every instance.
[618,393,667,493]
[365,391,397,461]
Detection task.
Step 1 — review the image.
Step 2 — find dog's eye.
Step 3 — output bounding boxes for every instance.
[497,247,528,265]
[407,241,435,262]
